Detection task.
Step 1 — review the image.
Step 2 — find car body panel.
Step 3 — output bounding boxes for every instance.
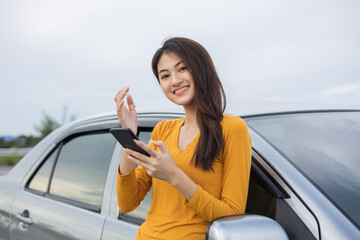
[101,217,138,240]
[10,189,105,240]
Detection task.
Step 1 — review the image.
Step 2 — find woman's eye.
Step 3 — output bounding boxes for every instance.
[179,66,187,72]
[161,74,169,80]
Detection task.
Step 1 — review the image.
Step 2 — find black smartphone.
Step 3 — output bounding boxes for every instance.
[110,128,151,157]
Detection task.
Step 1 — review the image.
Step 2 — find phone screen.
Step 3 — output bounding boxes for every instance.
[110,128,151,157]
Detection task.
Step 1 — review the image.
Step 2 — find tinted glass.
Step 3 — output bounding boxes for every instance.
[125,130,153,219]
[50,132,116,206]
[246,111,360,227]
[28,148,58,192]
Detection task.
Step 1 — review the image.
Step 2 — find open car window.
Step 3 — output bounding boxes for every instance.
[247,153,317,239]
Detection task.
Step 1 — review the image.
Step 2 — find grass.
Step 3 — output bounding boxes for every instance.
[0,156,23,166]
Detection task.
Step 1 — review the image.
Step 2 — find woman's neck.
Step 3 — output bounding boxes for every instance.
[183,104,198,129]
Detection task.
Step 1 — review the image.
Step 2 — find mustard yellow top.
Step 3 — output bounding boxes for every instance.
[116,114,252,240]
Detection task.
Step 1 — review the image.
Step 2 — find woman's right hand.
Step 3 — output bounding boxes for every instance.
[114,87,138,134]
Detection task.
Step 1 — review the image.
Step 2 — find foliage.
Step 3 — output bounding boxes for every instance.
[0,135,40,148]
[0,106,76,166]
[0,156,22,166]
[0,105,76,148]
[34,111,61,139]
[33,105,76,139]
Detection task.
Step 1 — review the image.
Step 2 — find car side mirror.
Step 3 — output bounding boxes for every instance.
[206,214,288,240]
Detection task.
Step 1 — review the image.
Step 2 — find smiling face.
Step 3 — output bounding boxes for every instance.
[157,52,196,108]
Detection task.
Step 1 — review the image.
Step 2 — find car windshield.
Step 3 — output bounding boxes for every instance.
[246,111,360,227]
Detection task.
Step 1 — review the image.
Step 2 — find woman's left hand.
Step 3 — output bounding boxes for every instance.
[123,140,179,183]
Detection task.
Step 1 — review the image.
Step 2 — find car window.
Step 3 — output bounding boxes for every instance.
[123,130,153,220]
[28,148,58,192]
[246,173,276,219]
[49,132,116,207]
[247,156,316,240]
[246,111,360,227]
[27,131,117,210]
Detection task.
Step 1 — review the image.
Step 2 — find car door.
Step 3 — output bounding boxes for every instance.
[10,131,117,240]
[101,127,153,240]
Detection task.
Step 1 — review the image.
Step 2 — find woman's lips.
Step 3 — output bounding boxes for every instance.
[174,86,189,95]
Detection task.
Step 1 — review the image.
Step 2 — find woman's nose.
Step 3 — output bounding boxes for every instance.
[171,73,183,86]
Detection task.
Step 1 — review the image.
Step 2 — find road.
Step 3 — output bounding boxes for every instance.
[0,166,13,175]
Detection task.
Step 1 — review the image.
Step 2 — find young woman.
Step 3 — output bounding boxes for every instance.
[114,37,252,240]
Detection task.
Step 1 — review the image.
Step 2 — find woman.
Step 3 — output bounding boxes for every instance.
[114,37,252,240]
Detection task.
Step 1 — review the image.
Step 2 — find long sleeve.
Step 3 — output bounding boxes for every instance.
[116,165,152,213]
[184,116,252,222]
[116,121,163,214]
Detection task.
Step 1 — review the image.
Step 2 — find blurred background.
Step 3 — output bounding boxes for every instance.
[0,0,359,165]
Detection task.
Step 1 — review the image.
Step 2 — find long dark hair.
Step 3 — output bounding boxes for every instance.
[151,37,226,170]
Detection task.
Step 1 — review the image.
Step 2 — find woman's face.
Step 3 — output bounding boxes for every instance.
[157,52,195,107]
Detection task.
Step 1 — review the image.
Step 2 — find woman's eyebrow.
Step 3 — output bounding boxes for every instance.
[174,60,184,68]
[158,61,184,74]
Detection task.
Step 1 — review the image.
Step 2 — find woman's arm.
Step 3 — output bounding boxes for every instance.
[114,87,152,213]
[114,87,137,175]
[118,149,135,175]
[116,163,152,213]
[184,117,252,221]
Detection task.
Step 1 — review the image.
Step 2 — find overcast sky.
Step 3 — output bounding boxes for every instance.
[1,0,359,136]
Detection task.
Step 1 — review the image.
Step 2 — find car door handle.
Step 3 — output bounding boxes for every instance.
[16,210,33,225]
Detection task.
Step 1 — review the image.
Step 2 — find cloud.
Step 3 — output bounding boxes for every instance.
[322,82,360,96]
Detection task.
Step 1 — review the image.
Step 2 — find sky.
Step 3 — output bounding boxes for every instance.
[0,0,359,136]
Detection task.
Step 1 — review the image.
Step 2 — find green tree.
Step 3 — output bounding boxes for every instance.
[33,105,76,140]
[0,137,6,148]
[34,111,61,139]
[25,135,41,147]
[61,105,76,124]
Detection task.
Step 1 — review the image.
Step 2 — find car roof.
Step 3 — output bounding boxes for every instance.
[226,101,360,117]
[79,102,360,122]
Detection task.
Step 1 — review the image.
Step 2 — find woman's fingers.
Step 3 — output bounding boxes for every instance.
[115,87,131,117]
[114,87,129,104]
[116,99,124,111]
[127,153,151,170]
[150,141,169,154]
[127,93,136,112]
[124,148,151,164]
[135,140,160,158]
[123,140,160,161]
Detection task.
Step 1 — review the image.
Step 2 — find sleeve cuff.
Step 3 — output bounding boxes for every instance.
[117,165,137,189]
[184,185,202,208]
[118,164,135,176]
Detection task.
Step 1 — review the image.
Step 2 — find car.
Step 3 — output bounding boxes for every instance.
[0,103,359,240]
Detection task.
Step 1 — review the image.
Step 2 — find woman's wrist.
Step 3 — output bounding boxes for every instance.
[169,167,197,201]
[119,150,135,175]
[168,167,182,186]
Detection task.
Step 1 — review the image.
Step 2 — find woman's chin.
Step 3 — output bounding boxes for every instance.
[174,101,195,108]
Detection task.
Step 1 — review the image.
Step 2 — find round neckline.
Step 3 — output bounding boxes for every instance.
[175,118,200,153]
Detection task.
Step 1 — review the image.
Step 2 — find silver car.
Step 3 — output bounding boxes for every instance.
[0,104,359,240]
